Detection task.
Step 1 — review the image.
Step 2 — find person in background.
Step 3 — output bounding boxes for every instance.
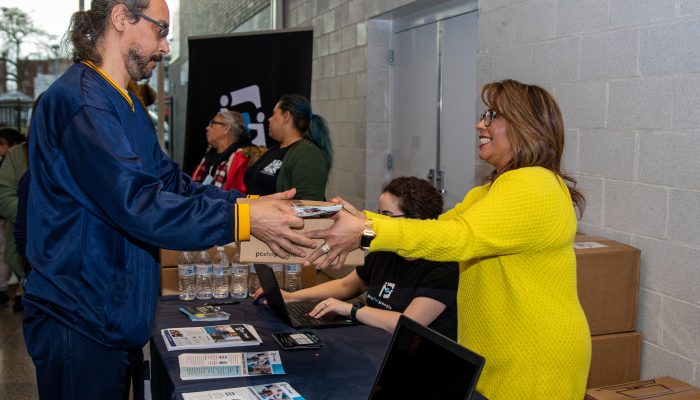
[0,128,26,167]
[244,94,332,200]
[24,1,314,398]
[255,177,459,339]
[0,127,27,308]
[304,79,591,399]
[191,110,254,193]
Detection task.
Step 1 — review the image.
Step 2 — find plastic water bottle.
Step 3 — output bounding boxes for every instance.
[284,264,302,292]
[248,264,261,296]
[230,262,250,299]
[212,247,230,299]
[177,251,196,301]
[271,264,285,288]
[195,250,213,300]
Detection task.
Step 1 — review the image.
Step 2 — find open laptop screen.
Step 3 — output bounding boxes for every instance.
[369,315,485,400]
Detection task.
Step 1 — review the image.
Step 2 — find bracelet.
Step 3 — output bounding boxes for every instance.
[350,305,361,321]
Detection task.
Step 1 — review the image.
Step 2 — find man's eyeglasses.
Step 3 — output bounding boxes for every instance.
[378,211,405,218]
[480,110,497,127]
[134,12,169,39]
[208,120,226,127]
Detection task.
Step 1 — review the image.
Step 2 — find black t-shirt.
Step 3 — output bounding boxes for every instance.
[244,144,290,196]
[355,252,459,340]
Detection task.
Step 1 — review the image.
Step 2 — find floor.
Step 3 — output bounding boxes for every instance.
[0,287,38,400]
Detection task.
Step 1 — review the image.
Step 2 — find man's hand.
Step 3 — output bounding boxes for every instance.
[249,198,316,258]
[304,197,365,269]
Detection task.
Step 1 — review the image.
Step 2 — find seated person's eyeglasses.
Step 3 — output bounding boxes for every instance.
[209,120,226,127]
[134,12,169,39]
[378,210,405,218]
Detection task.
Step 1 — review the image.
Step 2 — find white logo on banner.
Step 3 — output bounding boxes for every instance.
[379,282,396,299]
[219,85,266,147]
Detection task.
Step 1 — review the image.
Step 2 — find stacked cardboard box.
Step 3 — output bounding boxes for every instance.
[586,376,700,399]
[575,235,642,388]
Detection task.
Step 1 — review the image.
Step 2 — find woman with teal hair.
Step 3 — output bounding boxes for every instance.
[244,94,333,200]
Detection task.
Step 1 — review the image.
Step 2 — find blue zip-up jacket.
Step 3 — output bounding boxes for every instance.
[26,62,248,349]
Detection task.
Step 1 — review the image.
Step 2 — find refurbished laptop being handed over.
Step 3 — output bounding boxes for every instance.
[256,264,355,329]
[368,315,487,400]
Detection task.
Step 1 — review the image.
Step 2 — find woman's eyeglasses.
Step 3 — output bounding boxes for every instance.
[134,12,169,39]
[208,120,226,127]
[480,110,497,127]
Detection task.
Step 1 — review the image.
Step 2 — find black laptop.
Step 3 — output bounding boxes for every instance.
[368,315,487,400]
[256,264,355,329]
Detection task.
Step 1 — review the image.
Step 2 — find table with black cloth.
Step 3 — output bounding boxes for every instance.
[150,295,392,400]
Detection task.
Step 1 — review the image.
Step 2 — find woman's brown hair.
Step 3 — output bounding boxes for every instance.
[481,79,585,216]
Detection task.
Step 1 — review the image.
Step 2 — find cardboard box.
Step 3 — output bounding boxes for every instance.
[160,264,318,295]
[575,235,641,335]
[160,245,238,267]
[237,216,365,266]
[161,266,178,295]
[588,331,641,388]
[585,376,700,400]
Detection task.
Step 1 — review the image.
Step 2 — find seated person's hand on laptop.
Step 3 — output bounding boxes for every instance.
[253,287,294,303]
[308,298,351,319]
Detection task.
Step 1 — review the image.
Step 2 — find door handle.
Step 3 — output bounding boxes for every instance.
[436,169,446,194]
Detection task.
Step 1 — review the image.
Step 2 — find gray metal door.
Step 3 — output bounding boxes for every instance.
[390,11,477,209]
[390,23,439,186]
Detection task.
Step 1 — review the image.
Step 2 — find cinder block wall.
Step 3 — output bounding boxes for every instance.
[478,0,700,386]
[284,0,423,209]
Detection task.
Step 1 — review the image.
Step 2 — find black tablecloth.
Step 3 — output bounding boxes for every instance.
[150,296,392,400]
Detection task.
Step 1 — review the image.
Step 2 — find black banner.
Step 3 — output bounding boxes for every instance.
[184,29,313,173]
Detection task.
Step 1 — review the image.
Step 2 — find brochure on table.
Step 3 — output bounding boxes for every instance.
[161,324,262,351]
[178,351,285,381]
[181,382,305,400]
[179,305,231,322]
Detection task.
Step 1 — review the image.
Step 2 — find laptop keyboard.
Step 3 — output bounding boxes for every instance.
[287,303,326,325]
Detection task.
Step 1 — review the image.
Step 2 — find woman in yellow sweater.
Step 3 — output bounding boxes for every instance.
[305,79,591,399]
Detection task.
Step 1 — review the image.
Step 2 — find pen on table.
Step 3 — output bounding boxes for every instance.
[203,300,240,306]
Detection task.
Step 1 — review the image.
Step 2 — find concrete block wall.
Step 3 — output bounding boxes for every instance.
[285,0,420,210]
[478,0,700,386]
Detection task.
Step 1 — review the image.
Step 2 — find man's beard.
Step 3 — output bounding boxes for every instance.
[125,47,163,81]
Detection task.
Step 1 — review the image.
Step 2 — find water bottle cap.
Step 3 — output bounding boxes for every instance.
[216,246,225,251]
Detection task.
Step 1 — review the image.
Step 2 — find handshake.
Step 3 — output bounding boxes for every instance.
[247,189,367,269]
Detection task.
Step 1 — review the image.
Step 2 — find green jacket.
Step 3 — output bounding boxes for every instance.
[0,144,28,276]
[276,139,330,200]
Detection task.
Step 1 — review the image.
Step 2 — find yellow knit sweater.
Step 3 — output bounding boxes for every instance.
[370,167,591,399]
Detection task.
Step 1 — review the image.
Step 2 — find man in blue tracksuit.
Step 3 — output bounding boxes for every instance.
[24,1,314,398]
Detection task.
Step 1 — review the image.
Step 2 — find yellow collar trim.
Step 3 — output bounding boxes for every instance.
[81,60,135,112]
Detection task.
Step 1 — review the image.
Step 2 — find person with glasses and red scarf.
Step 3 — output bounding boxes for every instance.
[191,110,257,193]
[254,176,458,339]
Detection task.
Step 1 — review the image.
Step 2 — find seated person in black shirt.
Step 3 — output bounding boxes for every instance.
[254,177,458,339]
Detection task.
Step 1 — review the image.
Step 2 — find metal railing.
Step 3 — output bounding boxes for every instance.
[0,100,33,133]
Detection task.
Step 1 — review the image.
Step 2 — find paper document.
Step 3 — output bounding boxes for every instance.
[181,381,305,400]
[178,351,285,380]
[161,324,262,351]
